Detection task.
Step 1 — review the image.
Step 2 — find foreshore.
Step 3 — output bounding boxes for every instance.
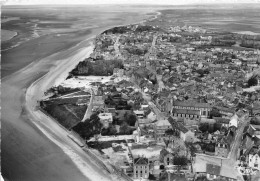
[1,29,18,42]
[2,8,162,180]
[2,35,110,181]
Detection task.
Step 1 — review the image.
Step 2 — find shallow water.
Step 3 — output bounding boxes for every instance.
[1,5,161,181]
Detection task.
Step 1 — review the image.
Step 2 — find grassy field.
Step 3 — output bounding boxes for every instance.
[42,103,87,129]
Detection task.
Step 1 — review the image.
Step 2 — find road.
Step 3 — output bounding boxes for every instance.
[81,88,94,122]
[194,114,250,181]
[144,34,157,60]
[132,80,166,120]
[144,34,165,91]
[228,114,250,162]
[114,35,123,59]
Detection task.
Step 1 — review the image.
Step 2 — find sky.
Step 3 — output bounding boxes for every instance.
[2,0,260,5]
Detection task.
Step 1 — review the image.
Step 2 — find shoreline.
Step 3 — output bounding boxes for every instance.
[2,8,161,181]
[24,43,115,181]
[1,29,18,42]
[234,31,260,35]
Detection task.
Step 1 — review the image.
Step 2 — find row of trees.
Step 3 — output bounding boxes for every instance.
[124,46,148,56]
[103,26,131,34]
[71,58,123,76]
[248,75,258,87]
[199,122,222,133]
[101,122,135,136]
[72,112,103,140]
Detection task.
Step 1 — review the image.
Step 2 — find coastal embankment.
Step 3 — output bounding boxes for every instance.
[2,36,115,181]
[2,6,164,181]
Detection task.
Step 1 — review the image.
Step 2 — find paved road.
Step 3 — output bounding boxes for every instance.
[133,81,166,120]
[228,114,250,163]
[194,114,250,181]
[144,34,157,60]
[82,89,94,122]
[114,35,123,59]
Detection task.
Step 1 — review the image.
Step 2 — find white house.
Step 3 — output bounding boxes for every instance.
[134,110,145,119]
[180,129,195,143]
[248,148,260,170]
[147,111,157,121]
[229,114,238,128]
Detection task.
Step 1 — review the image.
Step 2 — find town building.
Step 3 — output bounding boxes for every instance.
[133,157,150,179]
[194,162,238,181]
[168,116,195,142]
[215,137,229,158]
[248,147,260,170]
[154,119,172,141]
[160,148,174,166]
[172,101,212,118]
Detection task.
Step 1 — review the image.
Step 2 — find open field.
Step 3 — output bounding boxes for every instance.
[42,103,88,129]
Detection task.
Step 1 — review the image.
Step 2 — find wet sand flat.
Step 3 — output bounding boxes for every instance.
[1,29,17,42]
[1,5,163,181]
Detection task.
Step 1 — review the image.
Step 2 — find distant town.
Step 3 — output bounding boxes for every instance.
[40,12,260,181]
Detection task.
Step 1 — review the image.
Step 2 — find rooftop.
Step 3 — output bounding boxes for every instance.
[173,101,212,108]
[134,157,149,165]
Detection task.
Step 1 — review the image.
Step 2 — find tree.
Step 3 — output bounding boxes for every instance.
[163,138,170,148]
[148,174,156,180]
[206,143,215,152]
[197,69,205,77]
[173,156,188,172]
[126,114,137,126]
[185,142,197,158]
[165,129,174,135]
[199,123,209,132]
[196,176,208,181]
[159,165,165,170]
[209,108,221,118]
[72,113,102,140]
[248,76,258,87]
[119,122,134,135]
[251,117,260,125]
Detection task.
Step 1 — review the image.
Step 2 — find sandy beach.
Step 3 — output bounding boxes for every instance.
[1,5,166,181]
[2,35,115,180]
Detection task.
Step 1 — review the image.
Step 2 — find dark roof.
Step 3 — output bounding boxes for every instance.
[249,147,260,156]
[107,108,116,113]
[214,106,235,113]
[173,101,212,108]
[172,108,200,115]
[206,164,221,176]
[168,116,189,133]
[134,157,149,165]
[213,117,230,124]
[160,148,170,157]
